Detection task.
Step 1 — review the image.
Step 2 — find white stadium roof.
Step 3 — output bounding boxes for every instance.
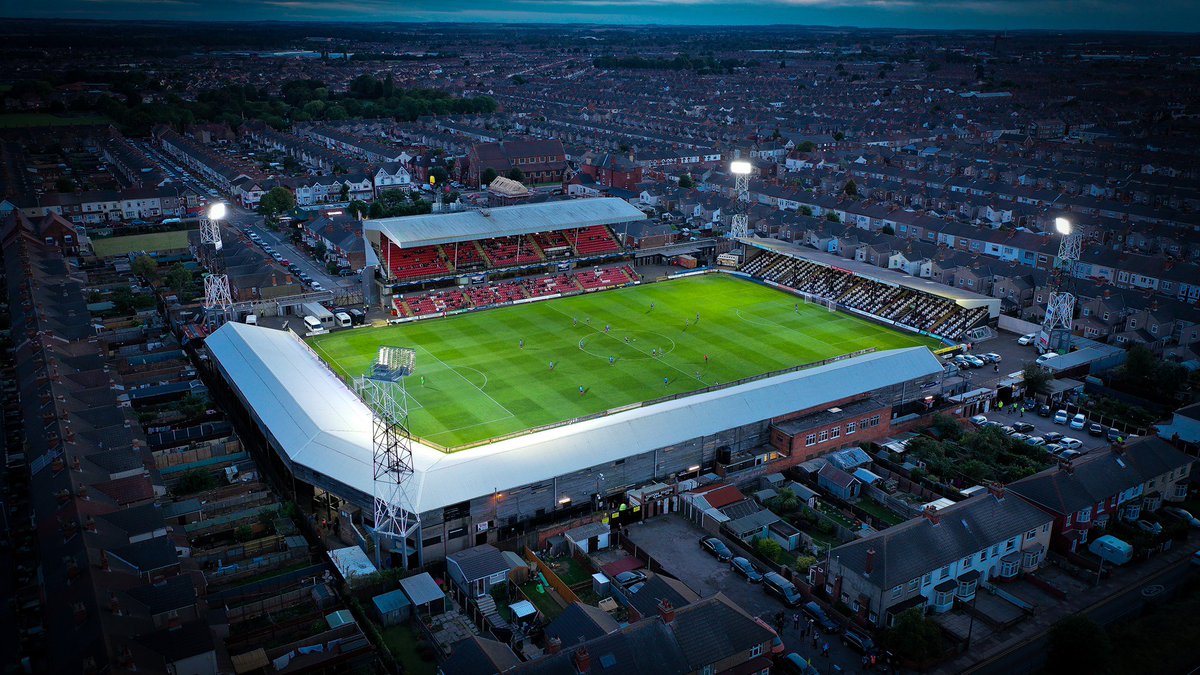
[364,197,646,249]
[206,322,943,515]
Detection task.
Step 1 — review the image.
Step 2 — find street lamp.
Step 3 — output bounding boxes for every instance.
[729,160,752,175]
[208,202,227,221]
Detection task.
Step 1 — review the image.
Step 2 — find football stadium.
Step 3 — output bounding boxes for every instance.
[205,198,997,566]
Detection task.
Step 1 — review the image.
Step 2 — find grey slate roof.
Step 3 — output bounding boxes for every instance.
[833,493,1052,589]
[87,449,145,475]
[670,595,774,671]
[98,503,165,539]
[623,575,698,621]
[447,544,511,584]
[125,574,197,614]
[109,536,179,573]
[515,620,690,675]
[544,602,620,646]
[441,635,523,675]
[1009,436,1194,515]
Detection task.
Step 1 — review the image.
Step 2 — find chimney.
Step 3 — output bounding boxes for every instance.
[573,647,590,674]
[546,637,562,655]
[923,505,941,526]
[865,549,876,574]
[988,482,1006,500]
[657,598,676,624]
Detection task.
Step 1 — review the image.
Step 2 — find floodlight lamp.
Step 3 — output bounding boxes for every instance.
[1054,217,1071,235]
[730,161,752,175]
[207,202,227,220]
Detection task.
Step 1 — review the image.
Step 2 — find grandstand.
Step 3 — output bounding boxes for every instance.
[738,238,999,342]
[364,198,640,288]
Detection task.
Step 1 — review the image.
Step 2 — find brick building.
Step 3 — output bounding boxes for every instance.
[466,139,567,187]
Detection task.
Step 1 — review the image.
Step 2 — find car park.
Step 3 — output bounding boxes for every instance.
[280,259,290,267]
[778,653,820,675]
[841,628,876,655]
[1058,449,1081,461]
[1000,425,1016,436]
[1088,422,1105,437]
[1054,410,1070,425]
[969,415,988,427]
[1010,433,1029,443]
[1162,507,1200,528]
[1044,443,1064,455]
[1018,333,1037,345]
[699,536,732,562]
[1106,428,1129,443]
[1059,437,1083,450]
[311,282,325,291]
[982,352,1001,363]
[762,572,803,607]
[1038,404,1052,417]
[1025,436,1046,447]
[802,601,839,633]
[613,570,647,587]
[1011,422,1035,433]
[1070,414,1087,430]
[981,420,1003,430]
[1042,432,1063,444]
[729,557,763,583]
[963,355,985,368]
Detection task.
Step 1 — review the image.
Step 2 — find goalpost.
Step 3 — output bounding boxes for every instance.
[827,298,837,313]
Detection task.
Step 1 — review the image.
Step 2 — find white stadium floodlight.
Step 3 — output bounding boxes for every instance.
[208,202,227,220]
[1054,217,1071,235]
[730,160,752,175]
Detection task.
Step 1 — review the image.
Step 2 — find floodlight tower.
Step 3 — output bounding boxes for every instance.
[729,160,752,240]
[356,347,420,569]
[1038,217,1082,354]
[199,203,233,324]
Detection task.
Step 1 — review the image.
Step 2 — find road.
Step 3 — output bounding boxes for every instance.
[963,553,1198,675]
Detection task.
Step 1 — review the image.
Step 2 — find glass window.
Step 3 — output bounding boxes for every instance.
[847,422,856,435]
[830,427,841,439]
[805,434,817,447]
[819,430,829,442]
[892,585,903,598]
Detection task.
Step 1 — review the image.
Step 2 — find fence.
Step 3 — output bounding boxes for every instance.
[523,547,581,605]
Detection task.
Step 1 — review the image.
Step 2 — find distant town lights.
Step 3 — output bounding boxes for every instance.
[1054,217,1072,235]
[730,161,752,175]
[207,202,227,220]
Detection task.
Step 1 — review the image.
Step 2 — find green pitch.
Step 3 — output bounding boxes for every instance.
[308,274,939,449]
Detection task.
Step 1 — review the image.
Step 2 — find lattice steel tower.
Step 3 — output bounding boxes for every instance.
[199,203,233,324]
[729,158,752,240]
[1039,217,1082,354]
[356,347,420,569]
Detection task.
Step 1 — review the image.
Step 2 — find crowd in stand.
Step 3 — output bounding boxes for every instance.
[393,265,638,318]
[741,251,989,339]
[379,226,622,282]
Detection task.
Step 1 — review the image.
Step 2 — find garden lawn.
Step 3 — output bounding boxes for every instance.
[309,273,938,448]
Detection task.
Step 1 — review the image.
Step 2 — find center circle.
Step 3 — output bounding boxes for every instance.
[579,330,677,361]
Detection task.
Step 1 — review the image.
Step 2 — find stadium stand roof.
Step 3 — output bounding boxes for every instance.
[742,236,1001,314]
[365,197,646,248]
[205,322,943,515]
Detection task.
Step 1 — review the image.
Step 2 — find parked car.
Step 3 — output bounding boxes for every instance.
[1106,428,1128,444]
[1059,449,1082,461]
[1059,437,1083,450]
[613,570,647,587]
[279,259,290,267]
[983,352,1002,363]
[338,268,356,277]
[1136,520,1163,535]
[1070,414,1087,430]
[311,282,325,291]
[1009,433,1030,443]
[1088,423,1105,437]
[699,536,732,562]
[1000,425,1017,436]
[1017,333,1037,345]
[802,601,839,633]
[963,355,986,368]
[969,415,988,427]
[841,628,876,655]
[778,653,820,675]
[1035,352,1059,366]
[981,420,1003,430]
[1011,422,1035,433]
[1025,436,1046,447]
[1162,507,1200,528]
[1037,404,1052,417]
[1192,550,1200,567]
[1044,443,1064,455]
[730,556,763,583]
[1054,410,1070,425]
[763,572,804,607]
[1039,431,1062,444]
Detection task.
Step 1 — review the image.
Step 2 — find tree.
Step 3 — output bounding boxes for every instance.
[881,224,896,235]
[131,254,158,279]
[339,183,351,202]
[678,173,694,189]
[794,555,817,573]
[930,413,963,441]
[347,199,369,219]
[825,212,840,223]
[796,141,815,152]
[506,167,525,183]
[1022,363,1052,396]
[880,608,942,665]
[480,168,498,185]
[754,538,784,563]
[258,186,296,221]
[175,468,217,495]
[833,131,845,141]
[843,179,858,196]
[166,263,192,296]
[314,241,328,261]
[429,166,450,187]
[55,177,76,193]
[1045,616,1111,675]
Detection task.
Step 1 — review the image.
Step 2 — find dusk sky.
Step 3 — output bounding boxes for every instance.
[6,0,1199,31]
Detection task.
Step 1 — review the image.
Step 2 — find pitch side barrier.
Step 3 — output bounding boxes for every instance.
[442,346,877,453]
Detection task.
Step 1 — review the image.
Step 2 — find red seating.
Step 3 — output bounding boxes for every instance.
[570,226,619,255]
[576,266,631,290]
[533,230,573,258]
[382,237,449,280]
[445,240,485,271]
[479,235,544,267]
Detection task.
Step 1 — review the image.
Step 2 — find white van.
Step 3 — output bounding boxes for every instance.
[302,315,327,335]
[334,312,352,328]
[1035,352,1059,366]
[244,314,258,326]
